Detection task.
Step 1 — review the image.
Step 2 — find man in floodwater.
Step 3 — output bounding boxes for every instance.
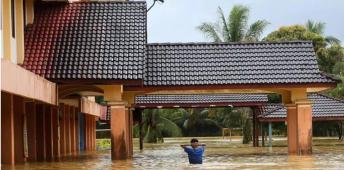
[180,138,206,164]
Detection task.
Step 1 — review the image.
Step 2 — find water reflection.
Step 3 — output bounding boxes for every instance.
[2,137,344,169]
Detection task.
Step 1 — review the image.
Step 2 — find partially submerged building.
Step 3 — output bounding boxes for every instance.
[1,0,340,165]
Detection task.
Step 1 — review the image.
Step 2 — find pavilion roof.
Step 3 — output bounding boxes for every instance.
[22,1,337,88]
[22,1,146,84]
[134,93,269,108]
[259,93,344,121]
[145,42,336,86]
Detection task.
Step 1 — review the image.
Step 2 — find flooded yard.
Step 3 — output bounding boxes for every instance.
[2,137,344,170]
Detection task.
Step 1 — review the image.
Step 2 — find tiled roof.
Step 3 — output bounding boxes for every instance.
[23,1,146,81]
[145,41,336,86]
[135,93,268,105]
[260,93,344,119]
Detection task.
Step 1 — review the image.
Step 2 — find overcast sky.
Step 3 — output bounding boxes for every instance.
[146,0,344,43]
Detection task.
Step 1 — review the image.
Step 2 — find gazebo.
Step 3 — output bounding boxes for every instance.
[258,93,344,146]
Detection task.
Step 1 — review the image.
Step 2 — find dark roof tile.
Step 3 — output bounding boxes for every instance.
[145,42,336,86]
[260,93,344,119]
[135,93,268,105]
[23,1,146,81]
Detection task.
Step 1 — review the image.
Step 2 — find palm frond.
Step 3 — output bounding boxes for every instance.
[245,20,269,42]
[305,20,325,34]
[197,23,222,42]
[325,35,341,45]
[228,5,249,42]
[217,7,230,41]
[159,117,183,137]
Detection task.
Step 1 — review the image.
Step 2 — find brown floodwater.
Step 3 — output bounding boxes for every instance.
[2,137,344,170]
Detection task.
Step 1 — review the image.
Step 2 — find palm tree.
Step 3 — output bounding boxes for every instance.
[137,109,183,143]
[305,20,341,45]
[197,5,269,42]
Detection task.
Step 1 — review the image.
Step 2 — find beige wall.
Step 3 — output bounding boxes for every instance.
[81,97,105,117]
[1,59,57,105]
[1,0,3,59]
[2,0,12,61]
[2,0,32,64]
[15,0,25,64]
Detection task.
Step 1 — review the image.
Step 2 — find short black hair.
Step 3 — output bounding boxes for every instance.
[190,138,198,143]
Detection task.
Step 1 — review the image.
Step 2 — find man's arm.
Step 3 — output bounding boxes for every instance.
[180,144,187,148]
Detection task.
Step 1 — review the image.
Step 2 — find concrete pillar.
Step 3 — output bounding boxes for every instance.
[90,115,94,151]
[110,104,130,160]
[45,105,54,161]
[128,108,133,157]
[70,107,76,154]
[261,123,265,147]
[1,92,15,165]
[92,116,96,151]
[268,122,272,147]
[84,115,88,151]
[252,109,258,147]
[26,102,37,162]
[287,101,312,155]
[90,115,93,151]
[78,113,84,151]
[65,105,71,155]
[36,104,46,161]
[13,96,25,164]
[75,108,80,152]
[59,104,66,156]
[85,114,90,151]
[52,106,60,160]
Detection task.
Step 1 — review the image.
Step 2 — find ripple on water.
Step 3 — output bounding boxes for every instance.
[2,138,344,170]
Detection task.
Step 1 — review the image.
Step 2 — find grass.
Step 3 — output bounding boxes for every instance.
[96,139,111,150]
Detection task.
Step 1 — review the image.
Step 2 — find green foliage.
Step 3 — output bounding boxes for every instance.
[135,106,256,141]
[328,76,344,99]
[96,130,111,139]
[139,109,183,143]
[305,20,325,35]
[159,117,183,137]
[305,20,341,45]
[264,25,326,52]
[267,93,282,103]
[96,139,111,150]
[197,5,269,42]
[95,96,107,105]
[313,121,344,139]
[318,45,344,74]
[242,119,252,144]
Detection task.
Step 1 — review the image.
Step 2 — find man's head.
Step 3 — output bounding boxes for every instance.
[190,138,199,148]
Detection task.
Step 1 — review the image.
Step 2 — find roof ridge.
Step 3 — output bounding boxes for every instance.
[138,93,269,96]
[38,1,146,4]
[147,40,313,46]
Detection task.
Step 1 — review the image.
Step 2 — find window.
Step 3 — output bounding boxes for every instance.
[11,0,15,38]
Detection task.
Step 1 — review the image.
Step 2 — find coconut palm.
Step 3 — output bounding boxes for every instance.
[197,5,269,42]
[305,20,341,45]
[139,109,183,143]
